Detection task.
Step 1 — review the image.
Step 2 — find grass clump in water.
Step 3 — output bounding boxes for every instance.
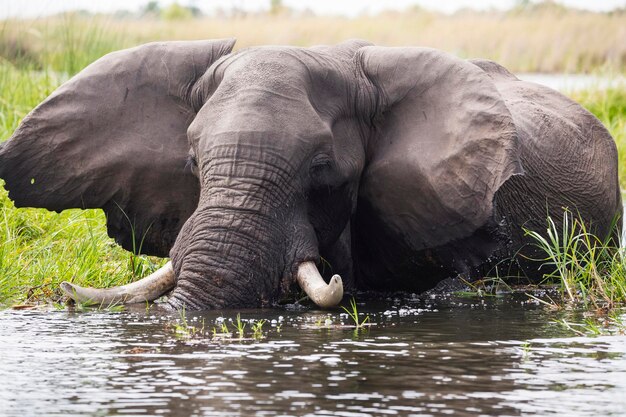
[525,210,626,310]
[172,306,204,339]
[211,322,231,339]
[234,313,246,339]
[171,314,269,342]
[555,311,626,337]
[251,319,266,340]
[341,297,370,329]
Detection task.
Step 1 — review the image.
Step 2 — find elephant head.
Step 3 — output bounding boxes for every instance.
[0,39,620,309]
[1,38,363,309]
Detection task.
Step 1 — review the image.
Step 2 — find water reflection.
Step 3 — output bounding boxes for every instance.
[0,296,625,416]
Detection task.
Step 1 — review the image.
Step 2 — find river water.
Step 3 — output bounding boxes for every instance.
[516,73,625,91]
[1,294,625,416]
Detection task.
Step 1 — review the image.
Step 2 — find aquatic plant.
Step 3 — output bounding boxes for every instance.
[209,316,268,341]
[172,306,202,338]
[211,321,231,340]
[555,310,626,337]
[341,298,370,329]
[455,275,512,298]
[251,319,267,340]
[234,313,246,339]
[71,299,125,312]
[311,314,334,328]
[520,341,532,361]
[525,210,626,309]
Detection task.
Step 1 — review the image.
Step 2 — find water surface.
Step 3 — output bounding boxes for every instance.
[516,73,625,91]
[1,295,625,416]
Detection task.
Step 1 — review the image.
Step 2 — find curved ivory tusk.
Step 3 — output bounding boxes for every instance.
[296,261,343,308]
[60,261,176,306]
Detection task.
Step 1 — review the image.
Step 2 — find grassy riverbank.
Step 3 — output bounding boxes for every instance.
[0,12,625,307]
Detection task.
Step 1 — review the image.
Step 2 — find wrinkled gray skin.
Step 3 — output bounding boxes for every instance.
[0,39,621,309]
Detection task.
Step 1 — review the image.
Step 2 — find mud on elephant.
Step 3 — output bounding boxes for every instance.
[0,39,621,310]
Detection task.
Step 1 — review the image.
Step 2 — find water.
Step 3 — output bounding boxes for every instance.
[1,295,625,416]
[516,73,625,92]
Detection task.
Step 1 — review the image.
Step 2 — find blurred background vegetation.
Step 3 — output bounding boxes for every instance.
[1,0,625,76]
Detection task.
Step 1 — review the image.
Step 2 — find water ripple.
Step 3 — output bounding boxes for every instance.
[1,299,625,416]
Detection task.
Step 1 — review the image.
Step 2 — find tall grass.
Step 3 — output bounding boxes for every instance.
[0,63,58,140]
[0,200,166,304]
[1,6,625,74]
[1,15,127,75]
[525,211,626,309]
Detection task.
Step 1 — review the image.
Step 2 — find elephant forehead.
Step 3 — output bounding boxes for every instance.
[218,48,310,85]
[189,69,334,148]
[220,47,354,102]
[189,91,332,148]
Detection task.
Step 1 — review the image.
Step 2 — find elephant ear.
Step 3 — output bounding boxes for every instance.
[356,46,522,248]
[0,39,235,257]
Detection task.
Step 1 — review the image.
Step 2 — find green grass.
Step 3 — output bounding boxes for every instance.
[525,210,626,309]
[570,87,626,179]
[234,313,246,339]
[555,312,626,337]
[171,306,205,339]
[341,298,370,329]
[0,63,59,142]
[0,200,166,305]
[251,319,267,340]
[170,314,268,342]
[0,15,625,309]
[211,321,231,339]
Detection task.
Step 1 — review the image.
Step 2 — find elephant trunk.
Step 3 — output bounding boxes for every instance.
[166,206,344,309]
[296,261,343,308]
[60,261,175,306]
[167,202,291,309]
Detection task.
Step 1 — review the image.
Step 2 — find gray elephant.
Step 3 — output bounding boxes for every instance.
[0,39,620,310]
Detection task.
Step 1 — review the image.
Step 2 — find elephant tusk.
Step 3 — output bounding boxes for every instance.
[60,261,176,306]
[296,261,343,308]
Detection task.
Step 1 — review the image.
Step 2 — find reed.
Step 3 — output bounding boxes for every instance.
[525,210,626,309]
[1,6,624,73]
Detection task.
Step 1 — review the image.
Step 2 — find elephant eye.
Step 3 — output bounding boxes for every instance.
[309,154,334,188]
[310,154,332,172]
[186,154,199,176]
[186,154,196,167]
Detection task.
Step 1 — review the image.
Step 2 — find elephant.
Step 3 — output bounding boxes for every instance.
[0,39,620,310]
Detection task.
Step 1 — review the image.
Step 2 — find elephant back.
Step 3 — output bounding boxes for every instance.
[472,59,622,279]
